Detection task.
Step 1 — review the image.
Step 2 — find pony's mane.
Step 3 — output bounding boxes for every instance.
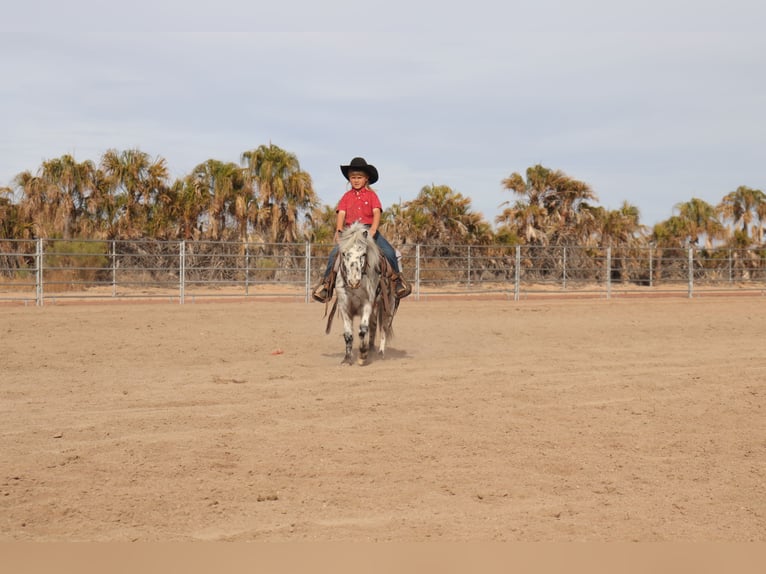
[340,222,381,269]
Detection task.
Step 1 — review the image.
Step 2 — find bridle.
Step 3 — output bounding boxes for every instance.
[339,243,369,289]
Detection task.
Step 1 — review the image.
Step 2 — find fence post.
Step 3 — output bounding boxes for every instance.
[514,245,520,301]
[728,249,733,284]
[688,247,694,298]
[180,240,186,305]
[562,246,567,289]
[111,240,117,298]
[467,245,471,287]
[245,242,250,296]
[36,238,44,307]
[415,244,421,301]
[606,247,612,299]
[648,246,654,288]
[305,242,311,303]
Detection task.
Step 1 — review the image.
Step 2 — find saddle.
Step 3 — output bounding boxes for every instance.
[318,250,410,303]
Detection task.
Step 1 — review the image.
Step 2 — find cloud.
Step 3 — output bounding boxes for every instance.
[2,1,765,229]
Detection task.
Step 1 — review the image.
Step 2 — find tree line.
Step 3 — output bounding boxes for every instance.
[2,143,764,250]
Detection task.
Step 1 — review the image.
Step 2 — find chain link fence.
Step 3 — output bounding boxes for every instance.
[2,238,766,306]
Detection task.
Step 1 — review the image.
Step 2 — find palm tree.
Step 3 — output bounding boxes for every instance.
[650,199,724,285]
[83,167,121,239]
[403,184,487,245]
[496,199,547,244]
[380,202,416,246]
[594,201,644,247]
[592,201,645,282]
[717,185,766,245]
[0,186,23,238]
[241,144,318,243]
[231,173,258,244]
[651,216,687,248]
[464,212,495,245]
[497,164,598,246]
[757,201,766,245]
[15,171,53,238]
[189,159,249,241]
[0,187,29,273]
[100,149,170,238]
[146,177,185,240]
[38,155,97,239]
[170,177,208,241]
[13,156,96,239]
[307,204,338,244]
[0,186,13,216]
[673,197,725,248]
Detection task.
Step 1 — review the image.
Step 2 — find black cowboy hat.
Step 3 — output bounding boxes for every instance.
[340,157,379,185]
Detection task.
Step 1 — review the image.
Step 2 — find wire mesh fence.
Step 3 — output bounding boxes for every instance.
[1,238,765,306]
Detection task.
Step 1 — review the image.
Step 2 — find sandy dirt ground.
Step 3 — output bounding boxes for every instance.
[1,296,765,542]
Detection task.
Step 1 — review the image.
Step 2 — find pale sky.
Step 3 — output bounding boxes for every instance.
[2,0,764,228]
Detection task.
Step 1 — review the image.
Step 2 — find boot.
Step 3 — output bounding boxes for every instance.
[312,275,332,303]
[312,266,337,303]
[312,282,330,303]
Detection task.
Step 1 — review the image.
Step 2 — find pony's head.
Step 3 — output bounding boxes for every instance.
[339,222,380,289]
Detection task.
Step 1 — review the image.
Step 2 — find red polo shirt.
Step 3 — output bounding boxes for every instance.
[336,187,382,226]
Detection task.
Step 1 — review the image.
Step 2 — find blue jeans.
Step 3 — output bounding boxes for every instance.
[323,231,400,277]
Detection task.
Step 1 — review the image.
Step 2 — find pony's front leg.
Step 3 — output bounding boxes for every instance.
[357,302,373,365]
[340,311,354,365]
[343,332,354,365]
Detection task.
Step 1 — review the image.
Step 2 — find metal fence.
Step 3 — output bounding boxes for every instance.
[2,238,766,306]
